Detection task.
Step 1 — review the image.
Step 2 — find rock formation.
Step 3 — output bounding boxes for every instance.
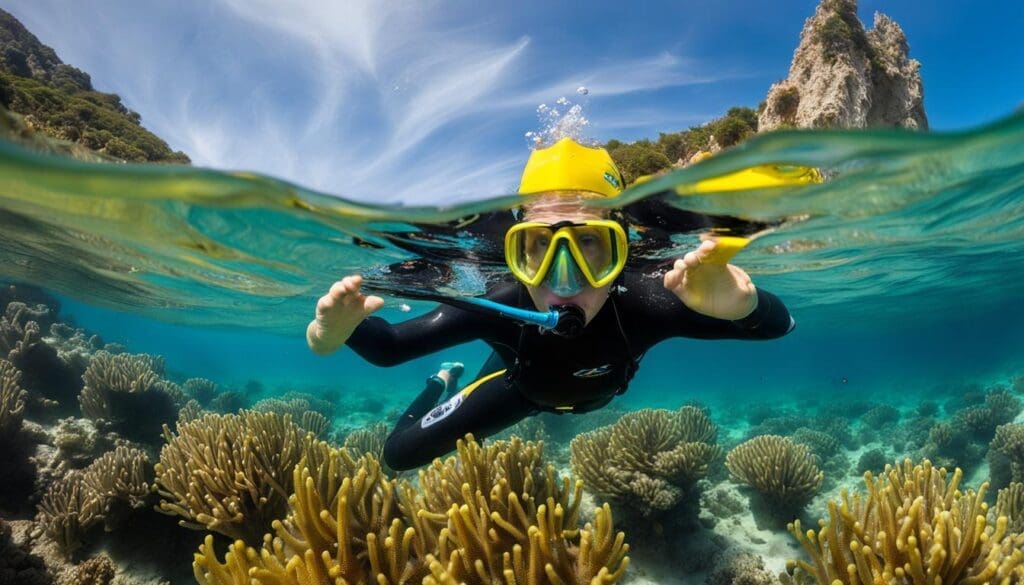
[759,0,927,131]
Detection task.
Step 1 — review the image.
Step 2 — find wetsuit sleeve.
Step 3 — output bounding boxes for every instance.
[620,272,794,347]
[345,284,520,366]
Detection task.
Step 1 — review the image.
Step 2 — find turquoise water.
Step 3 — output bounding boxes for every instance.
[2,113,1022,407]
[4,113,1024,584]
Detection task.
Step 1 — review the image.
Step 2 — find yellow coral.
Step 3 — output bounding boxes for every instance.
[194,436,630,585]
[726,435,822,509]
[155,411,322,543]
[0,359,26,439]
[570,407,721,514]
[787,459,1024,584]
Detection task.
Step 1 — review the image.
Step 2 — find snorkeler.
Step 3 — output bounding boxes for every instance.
[307,138,795,471]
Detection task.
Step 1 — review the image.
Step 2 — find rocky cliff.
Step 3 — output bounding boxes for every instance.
[759,0,927,131]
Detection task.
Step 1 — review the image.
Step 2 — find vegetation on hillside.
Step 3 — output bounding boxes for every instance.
[605,106,759,184]
[0,8,189,163]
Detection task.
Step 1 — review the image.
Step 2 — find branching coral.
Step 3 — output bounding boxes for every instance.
[987,423,1024,490]
[154,411,321,543]
[570,406,721,515]
[996,482,1024,535]
[194,435,630,585]
[786,459,1024,584]
[342,421,389,460]
[78,351,181,441]
[36,446,153,555]
[0,358,26,439]
[183,378,218,406]
[37,470,97,554]
[253,395,334,437]
[726,435,823,510]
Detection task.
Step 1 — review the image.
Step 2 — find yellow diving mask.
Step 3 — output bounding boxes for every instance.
[504,219,628,295]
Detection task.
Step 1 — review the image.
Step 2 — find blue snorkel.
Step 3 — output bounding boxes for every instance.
[372,287,586,337]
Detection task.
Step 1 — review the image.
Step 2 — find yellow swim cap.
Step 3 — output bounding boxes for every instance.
[518,138,624,198]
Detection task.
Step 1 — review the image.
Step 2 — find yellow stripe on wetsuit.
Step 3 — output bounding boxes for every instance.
[457,369,506,398]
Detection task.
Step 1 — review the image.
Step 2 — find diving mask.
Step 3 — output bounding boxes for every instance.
[504,220,628,293]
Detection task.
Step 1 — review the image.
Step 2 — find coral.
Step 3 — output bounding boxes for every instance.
[154,411,322,543]
[68,554,115,585]
[36,446,153,555]
[726,435,823,510]
[298,410,329,438]
[987,423,1024,490]
[571,406,721,515]
[177,399,204,423]
[79,446,153,529]
[43,322,104,375]
[996,482,1024,535]
[194,435,629,585]
[855,447,889,475]
[208,390,247,413]
[254,391,335,421]
[1,303,81,411]
[790,428,839,460]
[0,358,26,439]
[342,421,389,460]
[787,459,1024,584]
[78,351,182,442]
[953,389,1021,441]
[182,377,218,407]
[860,404,899,428]
[51,417,117,469]
[706,550,776,585]
[36,470,97,554]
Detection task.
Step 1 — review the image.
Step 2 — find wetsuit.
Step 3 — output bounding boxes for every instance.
[347,270,794,470]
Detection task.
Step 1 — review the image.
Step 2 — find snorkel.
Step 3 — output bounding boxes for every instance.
[371,289,586,336]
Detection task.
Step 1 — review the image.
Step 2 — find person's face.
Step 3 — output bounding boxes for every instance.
[519,195,613,325]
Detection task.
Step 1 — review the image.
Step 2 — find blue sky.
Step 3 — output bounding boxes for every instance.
[6,0,1023,204]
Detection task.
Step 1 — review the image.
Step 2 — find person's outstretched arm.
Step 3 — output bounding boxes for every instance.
[307,275,517,366]
[623,238,794,344]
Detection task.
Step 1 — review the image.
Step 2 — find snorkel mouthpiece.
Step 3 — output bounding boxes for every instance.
[546,242,585,297]
[551,304,586,338]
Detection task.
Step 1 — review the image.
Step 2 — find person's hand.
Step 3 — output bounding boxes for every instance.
[306,275,384,355]
[663,238,758,320]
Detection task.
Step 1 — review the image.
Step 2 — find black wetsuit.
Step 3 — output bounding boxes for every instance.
[348,271,794,470]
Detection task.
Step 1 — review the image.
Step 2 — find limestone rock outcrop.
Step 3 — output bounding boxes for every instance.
[759,0,927,131]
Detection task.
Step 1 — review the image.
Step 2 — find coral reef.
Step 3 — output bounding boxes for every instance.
[182,377,218,407]
[35,446,152,555]
[78,351,182,442]
[1,302,82,412]
[996,482,1024,535]
[855,447,888,475]
[68,554,115,585]
[342,421,389,460]
[726,435,823,511]
[194,435,629,585]
[0,358,26,439]
[154,410,322,544]
[253,390,335,422]
[987,423,1024,490]
[570,406,721,515]
[706,549,776,585]
[787,459,1024,584]
[208,390,247,414]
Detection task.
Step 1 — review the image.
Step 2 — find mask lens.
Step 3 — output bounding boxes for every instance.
[568,225,617,280]
[508,225,554,280]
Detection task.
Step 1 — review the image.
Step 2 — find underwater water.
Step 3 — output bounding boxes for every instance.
[2,112,1024,584]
